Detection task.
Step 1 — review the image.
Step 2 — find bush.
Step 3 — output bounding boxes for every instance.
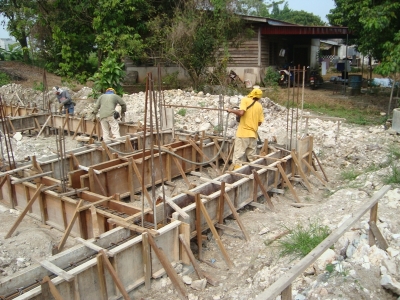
[0,72,11,86]
[177,108,187,116]
[264,66,280,88]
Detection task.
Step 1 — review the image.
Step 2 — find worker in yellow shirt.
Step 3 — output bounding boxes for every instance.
[226,88,264,170]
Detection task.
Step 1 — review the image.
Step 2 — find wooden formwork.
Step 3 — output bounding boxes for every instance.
[0,221,182,299]
[0,132,318,299]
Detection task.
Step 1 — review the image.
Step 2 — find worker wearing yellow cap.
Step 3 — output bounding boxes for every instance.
[92,88,127,143]
[226,88,264,170]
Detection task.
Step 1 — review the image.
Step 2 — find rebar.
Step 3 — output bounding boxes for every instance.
[0,95,16,170]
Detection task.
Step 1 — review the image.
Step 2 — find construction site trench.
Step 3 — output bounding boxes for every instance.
[0,76,399,300]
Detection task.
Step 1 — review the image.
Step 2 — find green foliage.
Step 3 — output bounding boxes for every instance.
[274,220,330,259]
[264,66,280,87]
[0,72,11,86]
[340,168,361,181]
[328,0,400,63]
[162,71,180,89]
[383,165,400,185]
[89,57,125,97]
[269,2,326,25]
[147,1,250,88]
[177,108,187,117]
[32,81,44,92]
[0,44,24,61]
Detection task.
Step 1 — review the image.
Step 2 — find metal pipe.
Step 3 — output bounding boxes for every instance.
[163,104,226,111]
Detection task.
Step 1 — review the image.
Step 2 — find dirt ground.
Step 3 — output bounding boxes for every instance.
[0,62,399,300]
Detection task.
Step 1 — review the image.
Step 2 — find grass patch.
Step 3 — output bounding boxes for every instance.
[383,165,400,185]
[177,108,187,117]
[340,168,361,181]
[275,220,330,259]
[302,103,382,125]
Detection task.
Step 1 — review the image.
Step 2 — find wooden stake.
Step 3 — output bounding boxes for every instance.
[37,115,52,138]
[72,117,84,139]
[369,203,378,246]
[290,150,313,193]
[252,170,275,210]
[368,221,389,250]
[277,163,301,203]
[146,234,188,300]
[179,234,205,279]
[312,150,329,182]
[188,139,221,175]
[90,205,100,239]
[57,199,84,252]
[41,276,64,300]
[223,192,251,241]
[5,183,44,238]
[99,250,130,300]
[129,158,153,207]
[142,232,152,289]
[195,194,203,260]
[97,254,108,300]
[196,194,234,268]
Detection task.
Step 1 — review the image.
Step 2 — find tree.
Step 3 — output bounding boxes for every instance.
[0,0,36,62]
[327,1,400,74]
[269,2,326,25]
[147,0,251,88]
[328,1,400,115]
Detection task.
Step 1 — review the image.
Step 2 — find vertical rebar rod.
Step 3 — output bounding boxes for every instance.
[153,72,167,226]
[148,73,157,230]
[141,74,150,227]
[0,96,16,169]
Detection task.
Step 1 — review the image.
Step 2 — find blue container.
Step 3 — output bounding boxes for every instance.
[348,75,362,89]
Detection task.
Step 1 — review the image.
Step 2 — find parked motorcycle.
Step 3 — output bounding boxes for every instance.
[308,67,324,90]
[278,69,294,87]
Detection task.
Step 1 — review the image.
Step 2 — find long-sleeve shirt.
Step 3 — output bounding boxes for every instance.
[93,94,127,120]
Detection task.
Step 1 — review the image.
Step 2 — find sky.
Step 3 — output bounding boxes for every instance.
[285,0,336,23]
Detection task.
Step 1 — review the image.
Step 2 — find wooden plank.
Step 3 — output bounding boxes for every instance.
[130,158,153,207]
[179,222,191,265]
[199,177,233,188]
[142,232,152,289]
[100,250,130,300]
[146,234,188,300]
[188,139,220,175]
[255,185,391,300]
[312,151,329,182]
[241,161,278,171]
[165,196,189,219]
[57,199,84,252]
[369,203,378,246]
[107,218,159,236]
[77,195,114,212]
[369,221,389,250]
[195,194,203,260]
[248,201,268,211]
[301,156,327,186]
[41,276,64,300]
[75,237,112,256]
[196,194,234,268]
[90,205,100,239]
[5,183,44,238]
[39,260,75,282]
[179,234,205,279]
[97,253,108,300]
[277,163,300,203]
[37,115,52,138]
[215,223,243,234]
[223,192,251,241]
[290,150,313,193]
[11,171,53,184]
[252,170,275,210]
